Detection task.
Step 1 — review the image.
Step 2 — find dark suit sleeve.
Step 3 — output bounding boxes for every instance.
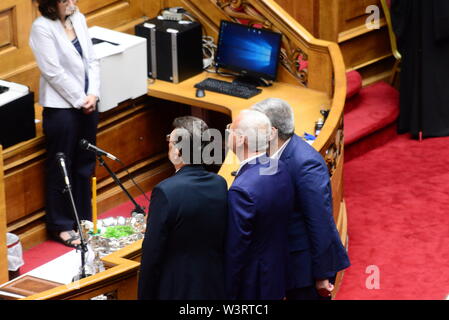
[138,186,173,300]
[297,157,344,280]
[226,186,256,299]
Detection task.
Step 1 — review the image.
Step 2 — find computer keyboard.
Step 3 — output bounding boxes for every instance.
[194,78,262,99]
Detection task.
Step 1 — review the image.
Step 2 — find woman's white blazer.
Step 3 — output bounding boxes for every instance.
[29,11,100,109]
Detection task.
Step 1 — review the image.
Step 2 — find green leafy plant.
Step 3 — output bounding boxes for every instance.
[103,225,135,239]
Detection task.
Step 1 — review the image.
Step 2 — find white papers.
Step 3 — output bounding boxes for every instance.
[0,80,29,107]
[92,41,124,59]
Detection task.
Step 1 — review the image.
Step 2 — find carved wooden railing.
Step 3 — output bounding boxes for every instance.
[216,0,310,87]
[12,0,347,299]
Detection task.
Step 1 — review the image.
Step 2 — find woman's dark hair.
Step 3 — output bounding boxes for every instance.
[37,0,60,20]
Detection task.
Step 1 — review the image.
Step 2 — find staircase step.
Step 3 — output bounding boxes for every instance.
[344,81,399,147]
[345,122,398,162]
[346,70,362,100]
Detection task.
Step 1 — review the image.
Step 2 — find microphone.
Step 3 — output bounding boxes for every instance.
[79,139,119,161]
[56,152,71,188]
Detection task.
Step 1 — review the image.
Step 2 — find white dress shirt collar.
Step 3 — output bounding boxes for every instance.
[235,153,265,176]
[270,137,292,160]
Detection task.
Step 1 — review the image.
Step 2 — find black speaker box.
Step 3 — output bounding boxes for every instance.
[135,18,203,83]
[0,91,35,149]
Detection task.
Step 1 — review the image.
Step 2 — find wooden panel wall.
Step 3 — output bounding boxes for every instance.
[2,101,179,226]
[0,0,169,250]
[275,0,394,85]
[0,0,146,100]
[2,99,186,250]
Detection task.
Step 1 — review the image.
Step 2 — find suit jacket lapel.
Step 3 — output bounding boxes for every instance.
[175,165,204,177]
[71,13,87,58]
[235,154,269,179]
[55,16,81,58]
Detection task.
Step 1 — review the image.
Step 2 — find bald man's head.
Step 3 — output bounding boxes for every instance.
[230,110,272,155]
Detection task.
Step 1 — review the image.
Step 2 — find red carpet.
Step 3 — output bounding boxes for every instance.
[346,70,362,100]
[336,133,449,300]
[344,81,399,146]
[19,132,449,300]
[20,192,151,274]
[344,71,400,162]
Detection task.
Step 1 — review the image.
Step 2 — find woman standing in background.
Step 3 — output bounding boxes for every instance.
[29,0,100,247]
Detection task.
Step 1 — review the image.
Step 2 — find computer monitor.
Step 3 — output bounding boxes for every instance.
[215,20,282,84]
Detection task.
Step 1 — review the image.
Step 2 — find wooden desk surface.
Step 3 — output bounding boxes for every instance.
[148,72,331,185]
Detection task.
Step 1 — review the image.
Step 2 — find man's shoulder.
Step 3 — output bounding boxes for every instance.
[233,158,290,188]
[153,174,182,194]
[285,135,325,165]
[31,16,52,30]
[230,160,293,208]
[157,168,226,191]
[72,10,86,22]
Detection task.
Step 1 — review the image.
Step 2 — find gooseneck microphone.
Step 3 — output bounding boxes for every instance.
[83,139,146,216]
[79,139,119,161]
[56,152,71,188]
[55,152,88,279]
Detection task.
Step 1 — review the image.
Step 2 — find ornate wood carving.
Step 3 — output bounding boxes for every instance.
[324,116,344,177]
[213,0,308,87]
[280,38,308,87]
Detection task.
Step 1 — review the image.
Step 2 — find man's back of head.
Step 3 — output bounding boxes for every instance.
[251,98,295,141]
[232,109,272,158]
[170,116,211,166]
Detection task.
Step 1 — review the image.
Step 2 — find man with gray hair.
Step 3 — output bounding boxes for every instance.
[225,109,294,299]
[138,116,228,299]
[252,98,350,300]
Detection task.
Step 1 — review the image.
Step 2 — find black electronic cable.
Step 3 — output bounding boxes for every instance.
[116,159,151,208]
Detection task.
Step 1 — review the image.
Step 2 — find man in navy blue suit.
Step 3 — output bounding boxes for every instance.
[252,98,350,300]
[225,110,294,300]
[138,116,228,300]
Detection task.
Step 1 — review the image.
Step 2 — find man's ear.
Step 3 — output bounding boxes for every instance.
[175,146,182,158]
[237,134,246,148]
[171,146,183,165]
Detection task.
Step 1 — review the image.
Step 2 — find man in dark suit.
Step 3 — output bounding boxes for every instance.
[138,116,228,300]
[252,98,350,300]
[225,110,294,300]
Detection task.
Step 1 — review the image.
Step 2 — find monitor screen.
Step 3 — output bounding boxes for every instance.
[215,20,282,81]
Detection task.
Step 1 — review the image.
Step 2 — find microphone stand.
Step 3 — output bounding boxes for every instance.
[62,180,89,281]
[96,154,146,216]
